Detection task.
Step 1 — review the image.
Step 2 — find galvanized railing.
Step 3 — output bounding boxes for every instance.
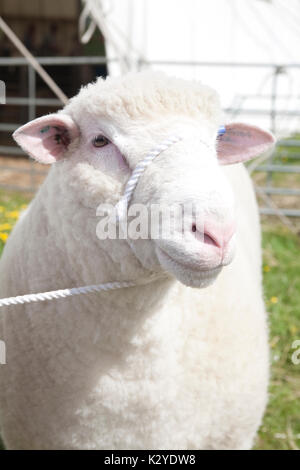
[0,57,300,217]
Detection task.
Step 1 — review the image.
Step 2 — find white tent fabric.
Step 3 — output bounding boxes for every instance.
[81,0,300,136]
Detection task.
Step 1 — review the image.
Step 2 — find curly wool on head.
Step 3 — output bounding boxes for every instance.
[65,71,223,129]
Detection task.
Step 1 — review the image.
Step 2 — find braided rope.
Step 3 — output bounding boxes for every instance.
[115,135,183,221]
[0,281,136,307]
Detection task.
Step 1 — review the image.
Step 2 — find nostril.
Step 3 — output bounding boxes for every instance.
[203,233,218,247]
[191,224,219,247]
[192,220,236,251]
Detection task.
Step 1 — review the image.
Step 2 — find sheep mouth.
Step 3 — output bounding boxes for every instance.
[156,247,222,288]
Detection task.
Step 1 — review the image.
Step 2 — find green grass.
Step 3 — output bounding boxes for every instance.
[0,190,299,450]
[256,224,300,450]
[0,191,30,257]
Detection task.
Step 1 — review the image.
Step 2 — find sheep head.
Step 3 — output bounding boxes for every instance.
[13,71,275,288]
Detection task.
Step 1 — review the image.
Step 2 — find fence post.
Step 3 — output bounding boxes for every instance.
[270,66,279,136]
[28,64,36,191]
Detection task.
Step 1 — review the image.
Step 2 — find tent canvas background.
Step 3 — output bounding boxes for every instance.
[88,0,300,137]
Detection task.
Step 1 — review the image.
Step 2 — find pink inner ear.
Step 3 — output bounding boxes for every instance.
[13,114,79,164]
[217,123,275,165]
[39,125,71,157]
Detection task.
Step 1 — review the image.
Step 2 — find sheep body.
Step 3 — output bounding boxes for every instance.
[0,72,269,449]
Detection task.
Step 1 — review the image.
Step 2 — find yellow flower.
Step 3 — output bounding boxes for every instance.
[263,265,271,272]
[0,206,4,213]
[5,210,19,219]
[0,232,8,242]
[270,296,278,304]
[0,223,12,231]
[289,325,298,336]
[20,204,28,210]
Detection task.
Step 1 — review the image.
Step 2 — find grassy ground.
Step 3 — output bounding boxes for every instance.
[0,191,30,256]
[0,190,299,450]
[255,222,300,450]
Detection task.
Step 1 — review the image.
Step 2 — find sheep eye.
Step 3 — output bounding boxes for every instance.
[93,135,110,148]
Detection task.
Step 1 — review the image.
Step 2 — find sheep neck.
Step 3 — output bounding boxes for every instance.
[86,275,182,355]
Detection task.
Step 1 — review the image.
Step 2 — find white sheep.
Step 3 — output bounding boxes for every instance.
[0,71,274,450]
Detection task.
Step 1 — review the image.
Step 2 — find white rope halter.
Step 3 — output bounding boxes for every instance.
[115,135,183,221]
[0,135,183,308]
[0,127,226,308]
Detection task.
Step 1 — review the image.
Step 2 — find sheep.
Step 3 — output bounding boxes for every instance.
[0,71,275,450]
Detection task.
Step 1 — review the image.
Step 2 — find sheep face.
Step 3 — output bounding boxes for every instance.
[13,73,275,288]
[125,122,238,288]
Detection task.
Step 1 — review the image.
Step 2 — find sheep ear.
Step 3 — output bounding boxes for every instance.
[13,114,79,164]
[217,123,275,165]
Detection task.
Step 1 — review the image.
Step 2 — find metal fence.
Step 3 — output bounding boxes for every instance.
[0,56,300,217]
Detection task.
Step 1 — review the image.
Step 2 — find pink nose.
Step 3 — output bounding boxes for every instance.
[192,220,236,254]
